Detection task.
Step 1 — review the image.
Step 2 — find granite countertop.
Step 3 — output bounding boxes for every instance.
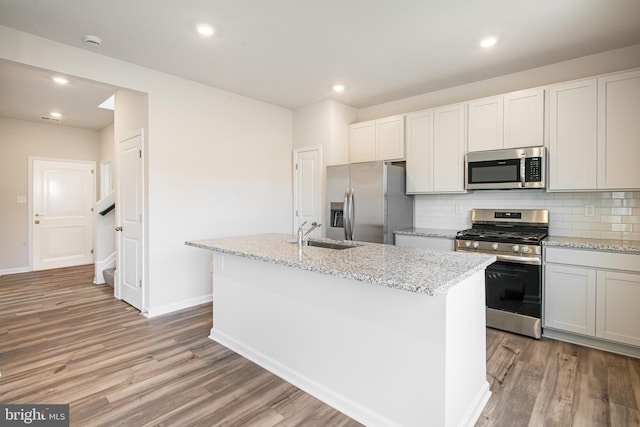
[543,236,640,253]
[393,227,459,239]
[186,233,495,296]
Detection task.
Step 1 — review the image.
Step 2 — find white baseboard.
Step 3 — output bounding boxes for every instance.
[144,294,213,318]
[543,328,640,359]
[0,266,30,276]
[459,381,491,427]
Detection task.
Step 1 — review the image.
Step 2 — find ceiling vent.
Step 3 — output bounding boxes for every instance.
[40,115,62,122]
[83,35,102,47]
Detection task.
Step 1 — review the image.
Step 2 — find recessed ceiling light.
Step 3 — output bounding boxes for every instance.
[197,24,215,37]
[480,36,498,48]
[50,112,62,118]
[333,84,345,93]
[52,76,68,85]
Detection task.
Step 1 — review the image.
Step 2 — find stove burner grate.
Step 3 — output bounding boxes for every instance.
[456,228,547,243]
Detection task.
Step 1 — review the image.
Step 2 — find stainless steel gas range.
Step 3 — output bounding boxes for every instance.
[455,209,549,339]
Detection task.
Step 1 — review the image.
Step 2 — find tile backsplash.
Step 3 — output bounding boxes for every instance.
[414,191,640,241]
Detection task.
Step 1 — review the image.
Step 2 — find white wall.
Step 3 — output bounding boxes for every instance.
[98,123,114,198]
[357,44,640,121]
[0,116,99,273]
[293,100,357,237]
[293,99,356,166]
[0,25,293,315]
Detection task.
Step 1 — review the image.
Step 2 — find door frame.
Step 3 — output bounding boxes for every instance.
[115,128,147,312]
[28,156,96,271]
[292,145,323,236]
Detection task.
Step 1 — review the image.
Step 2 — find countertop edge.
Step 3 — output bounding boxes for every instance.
[393,228,458,239]
[542,237,640,254]
[186,237,495,296]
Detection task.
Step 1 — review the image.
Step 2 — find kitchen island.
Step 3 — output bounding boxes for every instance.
[186,233,495,427]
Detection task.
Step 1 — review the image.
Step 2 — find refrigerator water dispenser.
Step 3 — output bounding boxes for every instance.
[330,202,344,228]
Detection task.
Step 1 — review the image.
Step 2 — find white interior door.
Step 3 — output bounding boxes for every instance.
[31,158,95,271]
[293,146,322,237]
[116,130,144,311]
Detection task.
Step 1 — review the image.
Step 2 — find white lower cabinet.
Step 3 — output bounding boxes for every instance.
[596,270,640,347]
[543,247,640,352]
[544,264,596,336]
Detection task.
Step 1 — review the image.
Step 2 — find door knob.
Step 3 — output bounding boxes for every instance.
[115,226,123,231]
[34,220,40,224]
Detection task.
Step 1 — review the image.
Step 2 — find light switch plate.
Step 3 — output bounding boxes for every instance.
[16,195,27,204]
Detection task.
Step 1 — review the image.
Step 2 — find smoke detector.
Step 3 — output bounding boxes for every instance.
[83,35,102,47]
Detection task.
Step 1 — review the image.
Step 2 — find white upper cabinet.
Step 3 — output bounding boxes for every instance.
[548,78,598,191]
[597,69,640,190]
[434,103,466,192]
[405,109,433,193]
[349,115,405,163]
[503,88,545,149]
[375,115,405,161]
[548,69,640,191]
[349,120,376,163]
[467,88,544,152]
[406,104,466,194]
[467,95,503,152]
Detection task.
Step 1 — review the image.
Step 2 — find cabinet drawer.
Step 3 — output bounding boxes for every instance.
[544,247,640,273]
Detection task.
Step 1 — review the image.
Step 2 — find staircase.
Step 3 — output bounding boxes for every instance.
[103,268,116,287]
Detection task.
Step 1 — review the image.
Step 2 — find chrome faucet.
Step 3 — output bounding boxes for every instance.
[297,221,322,247]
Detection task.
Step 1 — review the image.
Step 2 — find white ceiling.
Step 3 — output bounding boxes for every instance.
[1,0,640,129]
[0,60,116,130]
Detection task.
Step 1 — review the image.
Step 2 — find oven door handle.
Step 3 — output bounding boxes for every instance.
[495,254,541,265]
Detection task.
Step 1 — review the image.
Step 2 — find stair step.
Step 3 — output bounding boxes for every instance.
[103,268,116,287]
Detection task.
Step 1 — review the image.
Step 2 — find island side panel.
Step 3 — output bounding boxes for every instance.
[209,252,488,427]
[444,270,491,427]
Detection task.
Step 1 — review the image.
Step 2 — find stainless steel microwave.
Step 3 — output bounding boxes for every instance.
[466,147,546,190]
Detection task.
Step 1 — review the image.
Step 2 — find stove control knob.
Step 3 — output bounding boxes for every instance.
[472,242,479,249]
[521,246,530,253]
[512,245,520,252]
[491,243,499,251]
[465,241,472,248]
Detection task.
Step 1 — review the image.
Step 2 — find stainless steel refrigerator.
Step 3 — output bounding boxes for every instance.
[326,161,413,244]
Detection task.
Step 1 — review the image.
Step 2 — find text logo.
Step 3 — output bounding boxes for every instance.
[1,404,69,426]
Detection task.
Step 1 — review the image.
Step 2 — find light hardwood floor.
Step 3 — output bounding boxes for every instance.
[1,265,639,426]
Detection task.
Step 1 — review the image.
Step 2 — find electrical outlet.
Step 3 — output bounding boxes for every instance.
[455,204,462,214]
[16,195,26,204]
[584,205,595,217]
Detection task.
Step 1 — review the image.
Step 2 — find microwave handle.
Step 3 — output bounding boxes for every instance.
[520,157,526,188]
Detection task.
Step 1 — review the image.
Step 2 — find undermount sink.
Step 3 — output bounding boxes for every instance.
[305,240,361,250]
[286,239,361,250]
